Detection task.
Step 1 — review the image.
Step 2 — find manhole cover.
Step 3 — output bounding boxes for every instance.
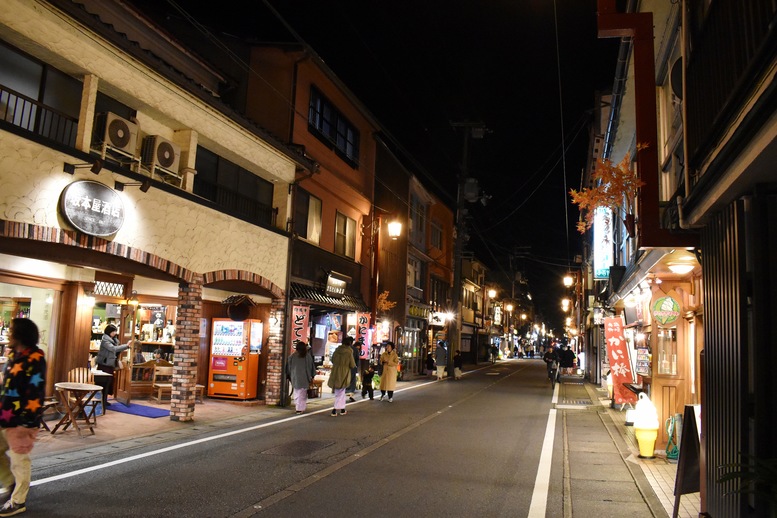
[262,440,334,457]
[486,372,500,376]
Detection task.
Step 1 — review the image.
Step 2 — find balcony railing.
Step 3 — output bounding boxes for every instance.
[0,84,78,147]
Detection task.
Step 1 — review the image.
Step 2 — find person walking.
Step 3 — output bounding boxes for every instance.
[95,324,130,406]
[435,340,447,380]
[426,351,435,378]
[379,342,399,402]
[360,363,375,400]
[543,346,559,385]
[0,318,47,517]
[453,350,463,380]
[286,341,315,415]
[560,345,577,375]
[346,338,360,402]
[328,337,355,416]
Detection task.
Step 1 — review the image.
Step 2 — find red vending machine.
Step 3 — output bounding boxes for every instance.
[207,318,263,399]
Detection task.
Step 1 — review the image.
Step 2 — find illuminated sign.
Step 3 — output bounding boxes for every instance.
[59,180,124,236]
[325,271,350,298]
[593,207,613,279]
[651,296,681,327]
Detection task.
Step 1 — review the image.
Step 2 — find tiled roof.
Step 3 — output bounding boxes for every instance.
[290,282,369,312]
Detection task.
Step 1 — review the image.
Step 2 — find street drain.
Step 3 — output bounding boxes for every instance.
[262,439,335,457]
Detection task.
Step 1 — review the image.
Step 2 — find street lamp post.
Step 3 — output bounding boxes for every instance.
[371,210,402,332]
[506,303,513,356]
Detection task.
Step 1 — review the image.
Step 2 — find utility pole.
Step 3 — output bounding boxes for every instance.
[448,122,485,378]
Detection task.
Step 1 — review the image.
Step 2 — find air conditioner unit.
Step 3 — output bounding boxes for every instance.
[141,135,181,176]
[95,112,139,156]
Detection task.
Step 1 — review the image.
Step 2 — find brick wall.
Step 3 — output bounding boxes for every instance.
[170,275,203,421]
[265,298,286,405]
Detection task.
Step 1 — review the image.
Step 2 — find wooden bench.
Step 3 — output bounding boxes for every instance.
[151,366,173,402]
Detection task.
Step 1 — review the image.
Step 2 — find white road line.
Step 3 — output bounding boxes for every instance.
[31,379,440,487]
[528,381,559,517]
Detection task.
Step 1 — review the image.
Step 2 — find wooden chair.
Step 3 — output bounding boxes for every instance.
[194,383,205,403]
[65,368,100,425]
[151,366,174,402]
[39,397,60,432]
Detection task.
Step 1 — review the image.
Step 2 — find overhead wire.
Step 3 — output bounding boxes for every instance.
[553,0,572,273]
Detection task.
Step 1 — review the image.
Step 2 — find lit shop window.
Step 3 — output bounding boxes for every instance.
[656,327,677,375]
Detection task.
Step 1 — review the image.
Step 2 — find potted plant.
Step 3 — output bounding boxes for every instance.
[570,146,646,237]
[718,455,777,516]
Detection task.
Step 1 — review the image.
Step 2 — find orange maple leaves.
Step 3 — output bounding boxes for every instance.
[570,146,646,234]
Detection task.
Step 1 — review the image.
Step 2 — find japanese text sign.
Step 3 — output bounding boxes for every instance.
[291,305,310,352]
[604,316,637,404]
[357,312,371,357]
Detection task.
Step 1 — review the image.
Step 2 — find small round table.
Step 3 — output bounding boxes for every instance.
[51,382,103,437]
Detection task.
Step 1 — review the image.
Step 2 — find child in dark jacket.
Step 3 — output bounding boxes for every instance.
[361,363,375,400]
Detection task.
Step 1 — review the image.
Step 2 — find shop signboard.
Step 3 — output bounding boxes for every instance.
[291,305,310,350]
[59,180,124,237]
[651,295,681,327]
[593,207,613,279]
[325,271,350,298]
[356,312,371,355]
[603,316,637,405]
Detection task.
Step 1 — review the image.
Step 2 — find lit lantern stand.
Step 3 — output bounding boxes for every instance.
[632,392,660,459]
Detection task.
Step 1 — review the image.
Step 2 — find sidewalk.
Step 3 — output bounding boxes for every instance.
[558,375,701,518]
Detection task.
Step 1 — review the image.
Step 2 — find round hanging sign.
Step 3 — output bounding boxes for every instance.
[59,180,124,237]
[651,296,681,327]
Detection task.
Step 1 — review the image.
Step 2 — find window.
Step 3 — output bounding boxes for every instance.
[294,188,322,244]
[431,221,443,250]
[195,147,275,227]
[429,277,449,309]
[409,194,427,248]
[334,212,356,258]
[0,41,81,146]
[407,257,424,290]
[308,87,360,167]
[656,327,677,375]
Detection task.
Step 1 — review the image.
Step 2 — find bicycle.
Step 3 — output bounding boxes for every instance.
[548,360,559,389]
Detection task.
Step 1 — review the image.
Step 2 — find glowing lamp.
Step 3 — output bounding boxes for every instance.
[632,393,660,459]
[387,220,402,239]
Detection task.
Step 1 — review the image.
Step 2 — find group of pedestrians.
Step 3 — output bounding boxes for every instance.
[542,344,578,386]
[285,337,402,417]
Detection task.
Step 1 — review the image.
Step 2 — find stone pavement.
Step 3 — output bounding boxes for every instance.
[558,376,701,518]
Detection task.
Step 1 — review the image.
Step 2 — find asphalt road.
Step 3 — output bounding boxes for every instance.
[26,360,563,517]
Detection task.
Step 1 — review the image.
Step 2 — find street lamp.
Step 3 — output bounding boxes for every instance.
[371,211,402,330]
[563,273,574,288]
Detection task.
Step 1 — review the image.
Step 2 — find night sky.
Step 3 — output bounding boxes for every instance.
[128,0,620,331]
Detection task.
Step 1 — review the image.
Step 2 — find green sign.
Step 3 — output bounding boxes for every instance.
[652,296,681,326]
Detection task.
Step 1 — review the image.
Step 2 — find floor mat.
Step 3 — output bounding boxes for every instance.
[106,401,170,418]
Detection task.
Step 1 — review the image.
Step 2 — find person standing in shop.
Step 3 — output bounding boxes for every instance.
[0,318,47,517]
[328,337,355,416]
[379,342,399,402]
[286,341,315,415]
[95,324,129,407]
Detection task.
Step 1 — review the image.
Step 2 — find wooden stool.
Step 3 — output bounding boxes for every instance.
[194,384,205,403]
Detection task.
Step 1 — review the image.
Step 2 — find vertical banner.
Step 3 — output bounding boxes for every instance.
[357,312,371,359]
[604,316,637,405]
[291,305,310,351]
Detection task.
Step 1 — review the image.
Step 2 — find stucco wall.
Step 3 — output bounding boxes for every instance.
[0,134,288,288]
